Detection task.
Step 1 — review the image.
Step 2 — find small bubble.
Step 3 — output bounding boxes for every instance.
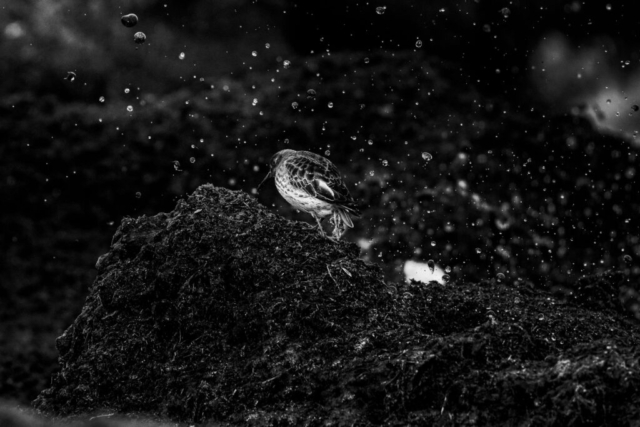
[124,88,130,94]
[427,260,435,273]
[133,32,146,44]
[190,157,196,164]
[369,171,375,176]
[496,272,505,282]
[430,241,436,247]
[251,51,257,57]
[415,39,423,48]
[606,4,612,10]
[291,102,299,109]
[382,159,388,167]
[500,7,510,17]
[328,102,334,108]
[623,254,632,263]
[173,160,181,171]
[350,136,357,140]
[179,52,185,60]
[283,60,291,69]
[475,248,482,254]
[422,152,432,161]
[368,140,373,145]
[252,98,258,106]
[442,274,450,284]
[364,57,370,64]
[99,96,105,103]
[445,266,451,273]
[376,6,387,15]
[135,191,141,198]
[284,138,290,144]
[121,13,138,27]
[307,89,317,97]
[265,43,270,49]
[64,71,76,82]
[126,105,133,112]
[606,99,612,104]
[325,150,330,156]
[360,104,365,109]
[632,105,639,112]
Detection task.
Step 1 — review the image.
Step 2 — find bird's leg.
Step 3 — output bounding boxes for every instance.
[329,212,344,241]
[310,212,327,238]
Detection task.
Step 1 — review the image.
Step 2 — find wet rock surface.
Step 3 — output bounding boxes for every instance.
[32,185,640,426]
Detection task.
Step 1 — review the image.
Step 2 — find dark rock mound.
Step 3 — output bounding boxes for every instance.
[34,185,640,425]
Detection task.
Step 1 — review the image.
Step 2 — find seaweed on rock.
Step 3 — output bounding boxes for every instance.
[34,185,640,426]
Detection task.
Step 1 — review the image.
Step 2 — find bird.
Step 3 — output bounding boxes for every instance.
[258,149,361,240]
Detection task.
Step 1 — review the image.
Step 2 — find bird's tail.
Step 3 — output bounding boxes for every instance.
[336,206,355,229]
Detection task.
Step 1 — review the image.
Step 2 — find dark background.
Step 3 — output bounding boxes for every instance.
[2,0,640,409]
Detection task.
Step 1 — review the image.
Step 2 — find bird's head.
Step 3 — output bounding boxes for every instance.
[258,149,296,191]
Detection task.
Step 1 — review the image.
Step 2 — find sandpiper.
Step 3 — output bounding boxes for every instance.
[258,149,361,240]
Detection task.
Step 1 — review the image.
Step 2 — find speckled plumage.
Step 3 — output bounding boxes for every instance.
[259,149,361,240]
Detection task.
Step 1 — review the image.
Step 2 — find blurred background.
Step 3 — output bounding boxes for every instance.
[2,0,640,409]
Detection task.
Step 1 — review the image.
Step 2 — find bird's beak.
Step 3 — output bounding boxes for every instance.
[257,170,272,191]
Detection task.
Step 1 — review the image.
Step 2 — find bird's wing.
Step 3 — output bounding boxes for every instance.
[284,154,360,213]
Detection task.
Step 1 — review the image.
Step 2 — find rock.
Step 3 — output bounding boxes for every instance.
[32,185,640,425]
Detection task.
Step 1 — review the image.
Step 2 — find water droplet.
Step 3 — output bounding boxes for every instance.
[442,274,450,284]
[283,60,291,69]
[606,4,612,10]
[284,138,289,144]
[252,98,258,106]
[382,159,388,167]
[364,57,370,64]
[422,152,432,161]
[179,52,185,60]
[173,160,181,171]
[126,105,133,112]
[190,157,196,164]
[64,71,76,82]
[496,273,505,282]
[415,39,423,48]
[445,266,451,273]
[368,140,373,145]
[427,260,435,273]
[291,102,299,109]
[99,96,105,103]
[475,248,482,254]
[124,88,130,94]
[328,102,334,108]
[307,89,317,97]
[251,51,257,57]
[133,32,146,44]
[360,104,365,109]
[121,13,138,27]
[369,171,375,177]
[376,6,387,15]
[325,150,330,156]
[495,217,511,230]
[623,254,632,263]
[500,7,510,17]
[430,241,436,247]
[265,43,270,49]
[135,191,141,198]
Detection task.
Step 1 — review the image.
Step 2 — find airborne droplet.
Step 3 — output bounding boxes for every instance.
[179,52,185,60]
[328,102,334,108]
[190,157,196,164]
[623,254,632,263]
[382,159,388,167]
[121,13,138,27]
[99,96,105,103]
[427,259,435,273]
[496,272,505,282]
[415,40,423,48]
[283,60,291,69]
[135,192,141,198]
[376,6,387,15]
[64,71,76,82]
[126,105,133,112]
[422,152,432,161]
[251,51,257,57]
[291,102,299,109]
[133,32,146,44]
[307,89,317,98]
